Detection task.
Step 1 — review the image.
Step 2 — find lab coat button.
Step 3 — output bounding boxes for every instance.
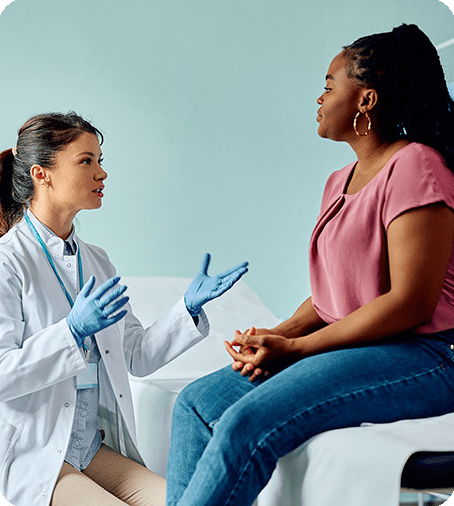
[119,394,123,398]
[105,349,110,354]
[65,403,70,408]
[67,263,71,268]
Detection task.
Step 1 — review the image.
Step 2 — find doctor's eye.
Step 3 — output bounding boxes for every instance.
[324,87,332,93]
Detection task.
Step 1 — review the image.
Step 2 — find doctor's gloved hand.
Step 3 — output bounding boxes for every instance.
[67,276,129,347]
[184,253,248,317]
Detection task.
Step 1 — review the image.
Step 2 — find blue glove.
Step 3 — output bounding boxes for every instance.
[67,276,129,347]
[185,253,249,317]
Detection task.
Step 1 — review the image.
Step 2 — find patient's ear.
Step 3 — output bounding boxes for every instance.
[359,88,378,113]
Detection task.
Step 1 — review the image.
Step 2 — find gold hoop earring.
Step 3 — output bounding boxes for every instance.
[353,112,372,137]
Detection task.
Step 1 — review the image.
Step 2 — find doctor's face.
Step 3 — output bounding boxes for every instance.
[46,132,107,214]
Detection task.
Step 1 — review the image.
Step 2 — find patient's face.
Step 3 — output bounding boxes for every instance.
[316,52,363,142]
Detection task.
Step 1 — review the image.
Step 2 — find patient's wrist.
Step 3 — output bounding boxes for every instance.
[269,325,288,338]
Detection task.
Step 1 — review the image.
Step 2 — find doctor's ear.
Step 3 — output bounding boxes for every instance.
[30,164,51,188]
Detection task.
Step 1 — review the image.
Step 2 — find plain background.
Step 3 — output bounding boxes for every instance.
[0,0,453,320]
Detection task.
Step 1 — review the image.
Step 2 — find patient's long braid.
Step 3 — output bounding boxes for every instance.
[342,23,454,172]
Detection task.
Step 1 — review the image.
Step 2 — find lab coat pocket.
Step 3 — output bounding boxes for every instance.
[0,419,19,475]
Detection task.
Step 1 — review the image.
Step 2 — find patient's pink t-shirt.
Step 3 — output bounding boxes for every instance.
[309,143,454,334]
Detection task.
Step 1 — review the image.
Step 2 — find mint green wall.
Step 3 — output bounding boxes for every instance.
[0,0,453,319]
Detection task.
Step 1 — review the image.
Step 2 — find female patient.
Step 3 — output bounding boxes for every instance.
[0,112,247,506]
[166,23,454,506]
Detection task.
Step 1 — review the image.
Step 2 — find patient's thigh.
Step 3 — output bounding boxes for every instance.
[178,365,257,424]
[83,444,166,506]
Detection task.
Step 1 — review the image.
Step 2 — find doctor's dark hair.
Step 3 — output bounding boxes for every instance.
[0,112,103,236]
[342,23,454,172]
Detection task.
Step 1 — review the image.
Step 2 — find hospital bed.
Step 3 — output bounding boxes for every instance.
[124,276,454,506]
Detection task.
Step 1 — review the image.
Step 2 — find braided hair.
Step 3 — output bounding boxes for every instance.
[0,112,103,236]
[342,23,454,172]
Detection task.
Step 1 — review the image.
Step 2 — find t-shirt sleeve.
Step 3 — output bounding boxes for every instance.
[382,144,454,230]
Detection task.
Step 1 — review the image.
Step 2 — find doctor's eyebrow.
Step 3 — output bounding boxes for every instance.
[326,74,335,81]
[75,151,102,159]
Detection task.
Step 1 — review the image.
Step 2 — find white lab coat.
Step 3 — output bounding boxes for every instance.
[0,216,209,506]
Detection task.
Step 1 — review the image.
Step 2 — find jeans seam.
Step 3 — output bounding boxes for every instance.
[223,359,451,506]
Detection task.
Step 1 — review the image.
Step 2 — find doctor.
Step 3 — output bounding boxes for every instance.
[0,112,248,506]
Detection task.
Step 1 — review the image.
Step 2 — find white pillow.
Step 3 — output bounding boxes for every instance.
[122,276,281,380]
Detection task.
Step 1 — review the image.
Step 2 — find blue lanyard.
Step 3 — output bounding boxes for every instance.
[24,214,83,309]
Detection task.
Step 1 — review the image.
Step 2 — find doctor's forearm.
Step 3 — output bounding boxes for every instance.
[0,319,87,402]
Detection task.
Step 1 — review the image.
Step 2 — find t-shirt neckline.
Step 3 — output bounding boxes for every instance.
[342,142,415,197]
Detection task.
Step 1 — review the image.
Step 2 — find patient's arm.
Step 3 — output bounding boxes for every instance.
[231,297,327,380]
[236,297,326,341]
[228,204,454,378]
[270,296,327,338]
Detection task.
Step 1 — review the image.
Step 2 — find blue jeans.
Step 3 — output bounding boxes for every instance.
[166,331,454,506]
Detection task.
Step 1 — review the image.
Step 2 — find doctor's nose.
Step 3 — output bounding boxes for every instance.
[97,167,108,181]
